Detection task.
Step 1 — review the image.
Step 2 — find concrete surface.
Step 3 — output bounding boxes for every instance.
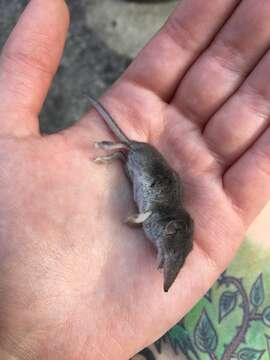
[86,0,177,57]
[0,0,177,133]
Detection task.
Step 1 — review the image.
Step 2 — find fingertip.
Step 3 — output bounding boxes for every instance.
[28,0,70,42]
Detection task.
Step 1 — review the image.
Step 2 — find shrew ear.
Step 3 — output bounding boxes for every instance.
[165,220,186,235]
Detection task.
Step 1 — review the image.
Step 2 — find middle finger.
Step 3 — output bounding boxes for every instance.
[172,0,270,127]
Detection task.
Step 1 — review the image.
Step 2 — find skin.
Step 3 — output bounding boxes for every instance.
[0,0,269,359]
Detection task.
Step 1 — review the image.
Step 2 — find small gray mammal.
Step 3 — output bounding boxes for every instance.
[88,96,194,292]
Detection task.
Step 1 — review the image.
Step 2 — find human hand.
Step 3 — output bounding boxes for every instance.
[0,0,269,359]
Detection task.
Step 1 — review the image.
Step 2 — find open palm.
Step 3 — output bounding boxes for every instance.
[0,1,269,359]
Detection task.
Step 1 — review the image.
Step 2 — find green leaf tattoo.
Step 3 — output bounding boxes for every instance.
[194,308,218,354]
[250,274,265,309]
[219,291,238,323]
[237,347,265,360]
[262,307,270,327]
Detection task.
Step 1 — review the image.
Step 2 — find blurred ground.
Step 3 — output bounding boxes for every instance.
[0,0,177,133]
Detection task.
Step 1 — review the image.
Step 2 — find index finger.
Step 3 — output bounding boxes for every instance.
[121,0,241,102]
